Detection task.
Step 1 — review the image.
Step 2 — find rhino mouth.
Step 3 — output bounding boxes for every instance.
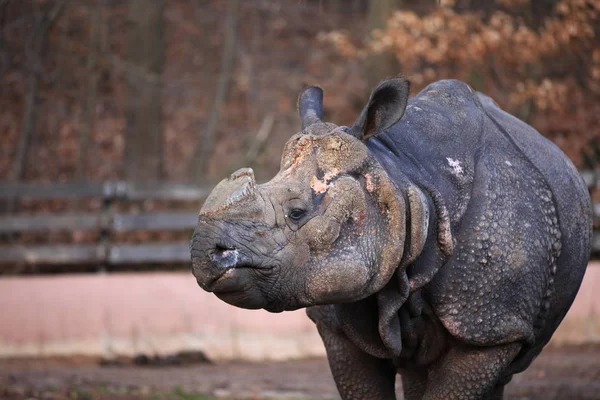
[192,242,274,293]
[202,262,260,292]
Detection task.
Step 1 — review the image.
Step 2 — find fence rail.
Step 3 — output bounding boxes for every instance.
[0,181,212,201]
[0,243,192,265]
[0,172,598,271]
[0,212,199,234]
[0,180,210,269]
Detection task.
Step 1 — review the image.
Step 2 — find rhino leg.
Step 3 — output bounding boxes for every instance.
[486,373,514,400]
[315,323,397,400]
[424,342,521,400]
[487,386,505,400]
[399,367,427,400]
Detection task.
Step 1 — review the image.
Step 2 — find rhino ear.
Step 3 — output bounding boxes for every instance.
[350,78,410,141]
[298,85,324,130]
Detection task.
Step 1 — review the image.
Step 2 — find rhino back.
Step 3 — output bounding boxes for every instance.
[473,92,592,372]
[368,80,591,363]
[475,93,592,300]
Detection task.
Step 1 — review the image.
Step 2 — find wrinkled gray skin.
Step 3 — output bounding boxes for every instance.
[190,79,592,400]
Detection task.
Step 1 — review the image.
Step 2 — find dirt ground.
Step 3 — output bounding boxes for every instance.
[1,345,599,400]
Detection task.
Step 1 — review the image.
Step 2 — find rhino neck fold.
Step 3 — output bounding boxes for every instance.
[367,146,454,293]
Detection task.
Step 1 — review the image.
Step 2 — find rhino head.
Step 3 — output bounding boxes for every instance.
[191,78,425,313]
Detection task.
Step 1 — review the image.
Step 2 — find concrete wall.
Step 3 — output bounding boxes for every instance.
[1,263,599,360]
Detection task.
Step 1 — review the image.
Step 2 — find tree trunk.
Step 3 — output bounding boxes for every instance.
[352,0,364,15]
[365,0,402,92]
[124,0,164,182]
[77,0,102,180]
[1,0,63,219]
[189,0,239,182]
[0,0,10,74]
[11,1,64,183]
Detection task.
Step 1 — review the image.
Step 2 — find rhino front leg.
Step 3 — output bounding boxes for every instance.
[424,342,521,400]
[399,367,428,400]
[316,323,397,400]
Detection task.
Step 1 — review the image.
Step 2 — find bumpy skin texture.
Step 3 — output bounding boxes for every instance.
[191,79,592,400]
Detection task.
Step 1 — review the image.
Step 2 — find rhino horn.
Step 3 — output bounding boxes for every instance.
[200,168,257,215]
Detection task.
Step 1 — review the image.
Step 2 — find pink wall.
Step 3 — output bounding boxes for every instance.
[0,263,598,360]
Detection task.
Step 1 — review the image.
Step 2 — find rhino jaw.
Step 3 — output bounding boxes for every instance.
[200,168,257,216]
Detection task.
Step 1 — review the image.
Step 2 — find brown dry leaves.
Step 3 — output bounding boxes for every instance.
[320,0,600,165]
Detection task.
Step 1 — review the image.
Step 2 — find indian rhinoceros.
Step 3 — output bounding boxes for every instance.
[190,78,592,400]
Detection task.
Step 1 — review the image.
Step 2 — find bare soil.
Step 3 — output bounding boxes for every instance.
[0,345,599,400]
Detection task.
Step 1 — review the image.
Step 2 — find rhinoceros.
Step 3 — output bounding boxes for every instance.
[190,78,592,400]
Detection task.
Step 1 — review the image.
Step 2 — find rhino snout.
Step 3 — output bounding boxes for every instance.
[190,221,279,310]
[190,226,234,289]
[190,219,269,292]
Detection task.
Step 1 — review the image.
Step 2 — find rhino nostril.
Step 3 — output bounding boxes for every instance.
[211,245,239,269]
[214,244,232,254]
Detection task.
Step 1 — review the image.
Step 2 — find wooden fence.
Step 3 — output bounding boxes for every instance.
[0,168,598,271]
[0,181,210,267]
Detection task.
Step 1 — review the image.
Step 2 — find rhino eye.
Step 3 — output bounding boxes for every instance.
[288,208,306,222]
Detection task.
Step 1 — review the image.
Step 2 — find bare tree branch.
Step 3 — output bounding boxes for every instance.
[246,114,275,164]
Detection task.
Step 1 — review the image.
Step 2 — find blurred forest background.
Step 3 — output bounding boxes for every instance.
[1,4,600,394]
[1,0,598,186]
[0,0,598,266]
